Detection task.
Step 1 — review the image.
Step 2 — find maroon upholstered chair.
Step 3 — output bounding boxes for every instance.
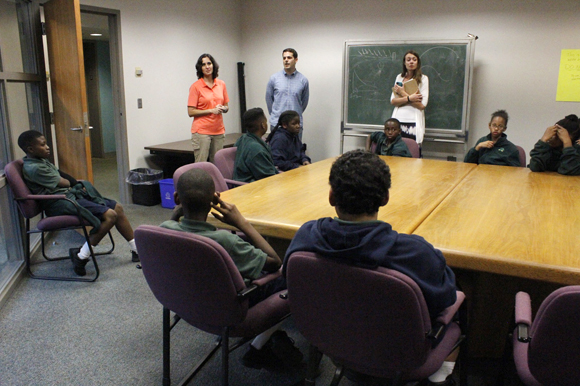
[402,137,421,158]
[4,159,114,282]
[173,162,229,193]
[516,145,526,168]
[286,251,466,386]
[134,225,290,386]
[214,147,248,189]
[513,286,580,386]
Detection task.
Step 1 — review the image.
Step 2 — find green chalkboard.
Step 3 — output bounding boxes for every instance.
[343,40,475,134]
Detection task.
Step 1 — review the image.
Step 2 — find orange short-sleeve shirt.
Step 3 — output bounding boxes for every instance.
[188,78,229,135]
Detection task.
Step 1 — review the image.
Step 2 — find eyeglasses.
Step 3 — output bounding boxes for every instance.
[490,123,505,130]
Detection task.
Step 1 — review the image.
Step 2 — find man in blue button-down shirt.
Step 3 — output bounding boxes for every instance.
[265,48,309,140]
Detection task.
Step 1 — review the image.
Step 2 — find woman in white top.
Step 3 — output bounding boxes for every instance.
[390,50,429,146]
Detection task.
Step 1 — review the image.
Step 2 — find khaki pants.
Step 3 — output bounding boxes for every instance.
[191,133,225,163]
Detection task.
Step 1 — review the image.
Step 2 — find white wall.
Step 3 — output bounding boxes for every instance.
[241,0,580,162]
[81,0,242,169]
[77,0,579,167]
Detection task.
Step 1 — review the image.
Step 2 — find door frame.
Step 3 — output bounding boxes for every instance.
[80,5,130,204]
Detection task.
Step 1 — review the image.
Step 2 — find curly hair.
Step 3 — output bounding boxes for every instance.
[195,53,219,80]
[329,150,391,215]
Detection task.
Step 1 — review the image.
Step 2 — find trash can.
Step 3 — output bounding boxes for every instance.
[159,178,176,209]
[126,168,163,206]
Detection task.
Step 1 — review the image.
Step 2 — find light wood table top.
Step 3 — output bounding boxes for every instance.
[208,156,476,239]
[413,164,580,285]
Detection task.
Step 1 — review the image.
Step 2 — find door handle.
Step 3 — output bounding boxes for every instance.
[71,127,83,131]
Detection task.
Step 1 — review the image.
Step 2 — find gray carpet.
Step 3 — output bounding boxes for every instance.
[0,159,521,385]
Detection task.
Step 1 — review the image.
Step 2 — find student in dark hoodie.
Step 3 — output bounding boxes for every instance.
[266,110,311,171]
[283,149,458,385]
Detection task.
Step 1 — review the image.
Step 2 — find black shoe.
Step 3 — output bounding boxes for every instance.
[241,344,285,372]
[270,330,304,369]
[131,251,140,263]
[69,248,88,276]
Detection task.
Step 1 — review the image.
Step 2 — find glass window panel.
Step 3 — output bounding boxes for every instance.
[0,182,23,289]
[0,0,37,74]
[5,82,43,160]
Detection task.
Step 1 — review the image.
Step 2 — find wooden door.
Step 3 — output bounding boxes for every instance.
[44,0,93,182]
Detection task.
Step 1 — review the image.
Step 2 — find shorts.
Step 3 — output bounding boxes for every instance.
[76,198,117,220]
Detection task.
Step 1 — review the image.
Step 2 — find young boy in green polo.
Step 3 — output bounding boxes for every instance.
[368,118,412,157]
[18,130,139,276]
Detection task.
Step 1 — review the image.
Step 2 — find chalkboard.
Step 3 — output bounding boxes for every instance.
[342,40,475,135]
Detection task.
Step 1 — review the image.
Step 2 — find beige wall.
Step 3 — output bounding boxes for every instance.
[79,0,579,166]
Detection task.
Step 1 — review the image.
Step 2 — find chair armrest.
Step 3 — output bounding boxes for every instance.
[428,291,465,341]
[251,268,282,287]
[515,291,532,342]
[18,194,68,201]
[237,269,283,300]
[224,178,248,188]
[435,290,465,326]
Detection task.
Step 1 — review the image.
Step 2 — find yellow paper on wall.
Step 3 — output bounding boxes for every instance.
[556,49,580,102]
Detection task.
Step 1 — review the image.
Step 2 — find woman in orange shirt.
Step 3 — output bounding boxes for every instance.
[188,53,229,163]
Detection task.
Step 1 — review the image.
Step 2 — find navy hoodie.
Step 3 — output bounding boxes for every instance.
[284,218,456,320]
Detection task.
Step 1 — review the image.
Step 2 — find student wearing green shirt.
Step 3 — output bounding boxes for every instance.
[233,108,278,182]
[368,118,412,158]
[464,110,521,167]
[17,130,139,276]
[161,168,302,372]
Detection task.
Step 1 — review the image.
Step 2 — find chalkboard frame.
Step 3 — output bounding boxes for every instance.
[341,39,476,139]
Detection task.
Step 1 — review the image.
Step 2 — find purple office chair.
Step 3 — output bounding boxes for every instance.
[513,286,580,386]
[134,225,290,386]
[4,159,114,282]
[516,146,526,168]
[366,135,421,158]
[214,147,248,189]
[402,137,421,158]
[286,251,466,386]
[173,162,229,193]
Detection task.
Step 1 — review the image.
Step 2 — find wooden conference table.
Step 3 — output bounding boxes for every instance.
[209,156,580,285]
[209,156,476,239]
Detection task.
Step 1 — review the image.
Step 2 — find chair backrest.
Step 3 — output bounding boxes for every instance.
[135,225,248,331]
[214,147,237,180]
[516,146,526,167]
[367,136,420,158]
[402,138,421,158]
[173,162,229,193]
[286,251,432,377]
[4,159,42,219]
[527,286,580,386]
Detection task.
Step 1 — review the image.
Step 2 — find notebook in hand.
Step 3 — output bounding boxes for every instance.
[403,79,418,95]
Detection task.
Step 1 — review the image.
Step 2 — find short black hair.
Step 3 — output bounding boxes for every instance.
[195,53,219,80]
[556,114,580,141]
[18,130,44,153]
[490,110,509,127]
[266,110,299,143]
[283,48,298,59]
[176,169,215,216]
[329,150,391,215]
[384,118,401,129]
[242,108,267,134]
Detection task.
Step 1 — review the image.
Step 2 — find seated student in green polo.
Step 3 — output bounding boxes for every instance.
[367,118,412,157]
[233,107,278,182]
[464,109,521,167]
[160,168,302,371]
[18,130,139,276]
